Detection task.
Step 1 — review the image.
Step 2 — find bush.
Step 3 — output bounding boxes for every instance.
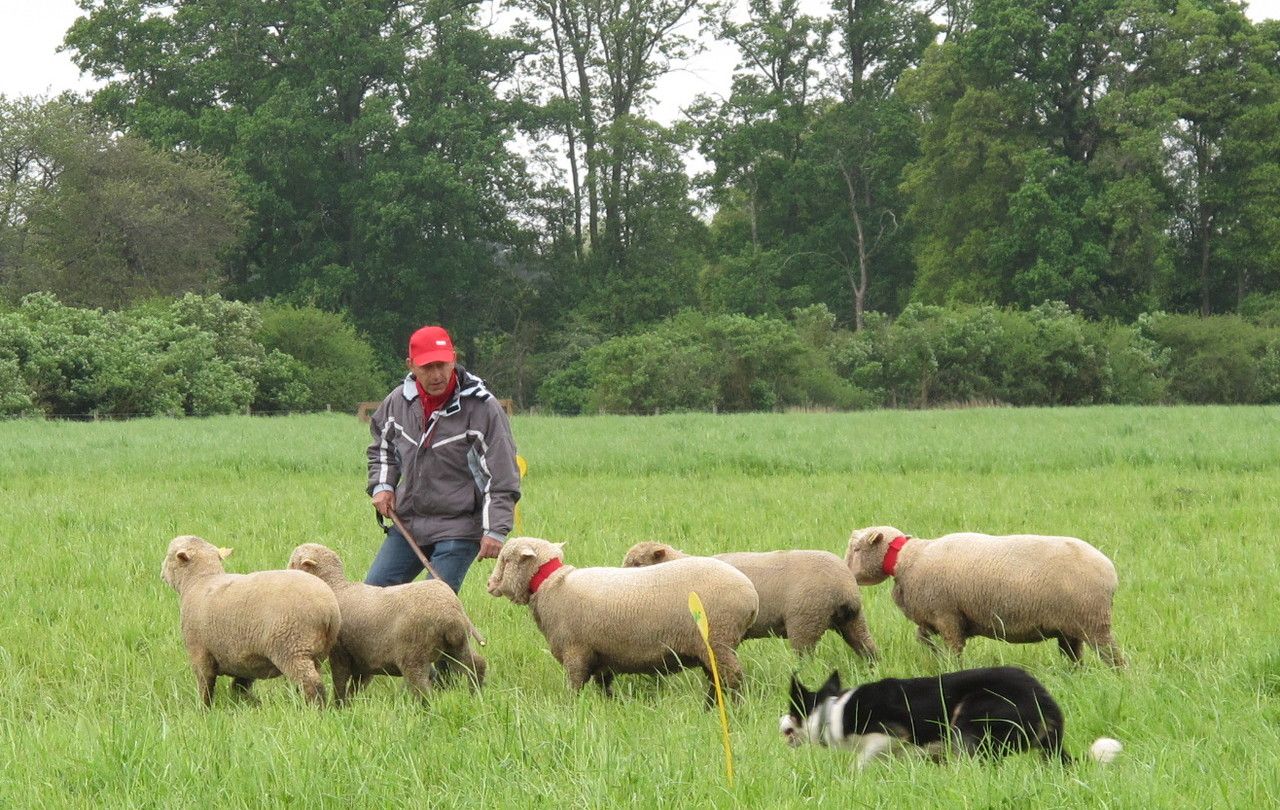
[535,310,864,414]
[255,303,386,411]
[1142,313,1280,404]
[0,293,333,418]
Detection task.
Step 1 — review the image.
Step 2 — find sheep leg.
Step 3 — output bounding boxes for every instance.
[189,648,218,707]
[560,647,593,692]
[784,617,825,656]
[702,644,744,707]
[915,623,943,653]
[329,648,355,705]
[590,669,615,698]
[231,677,258,704]
[1057,636,1085,663]
[934,617,967,657]
[401,659,434,700]
[276,655,327,707]
[837,611,880,662]
[1089,631,1127,668]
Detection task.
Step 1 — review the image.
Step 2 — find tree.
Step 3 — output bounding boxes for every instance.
[1,95,246,308]
[901,0,1169,318]
[66,0,534,351]
[1127,0,1278,314]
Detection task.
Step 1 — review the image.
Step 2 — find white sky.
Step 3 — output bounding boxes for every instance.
[3,0,1280,122]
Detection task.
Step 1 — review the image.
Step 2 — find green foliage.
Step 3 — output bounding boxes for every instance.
[67,0,534,352]
[255,303,386,411]
[0,293,331,417]
[0,97,246,309]
[1141,313,1280,404]
[537,310,863,414]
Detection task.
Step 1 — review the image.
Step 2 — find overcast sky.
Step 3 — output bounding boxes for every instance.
[4,0,1280,124]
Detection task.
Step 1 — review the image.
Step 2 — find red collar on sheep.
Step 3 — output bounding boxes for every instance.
[528,558,564,595]
[882,536,910,577]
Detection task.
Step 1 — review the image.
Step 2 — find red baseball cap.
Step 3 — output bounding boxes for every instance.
[408,325,456,366]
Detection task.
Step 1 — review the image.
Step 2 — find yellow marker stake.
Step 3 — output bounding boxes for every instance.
[688,591,734,788]
[514,455,528,533]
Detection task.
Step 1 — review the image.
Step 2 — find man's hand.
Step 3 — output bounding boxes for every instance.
[372,490,396,518]
[477,535,503,560]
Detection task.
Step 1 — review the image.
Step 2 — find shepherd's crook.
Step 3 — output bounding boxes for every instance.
[385,509,488,647]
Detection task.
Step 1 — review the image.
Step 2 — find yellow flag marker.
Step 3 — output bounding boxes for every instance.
[514,455,528,533]
[689,591,734,787]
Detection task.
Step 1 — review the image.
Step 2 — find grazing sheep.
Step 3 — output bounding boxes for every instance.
[161,535,341,706]
[288,542,486,702]
[486,537,758,702]
[845,526,1124,666]
[623,541,878,660]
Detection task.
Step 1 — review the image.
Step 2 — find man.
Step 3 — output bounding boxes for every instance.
[365,324,520,592]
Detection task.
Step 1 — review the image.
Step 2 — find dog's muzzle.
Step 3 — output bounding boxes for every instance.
[779,715,804,747]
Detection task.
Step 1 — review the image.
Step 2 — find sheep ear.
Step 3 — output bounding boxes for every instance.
[555,541,567,551]
[300,557,316,571]
[653,547,667,562]
[867,531,885,547]
[217,547,234,559]
[519,546,538,559]
[175,550,190,563]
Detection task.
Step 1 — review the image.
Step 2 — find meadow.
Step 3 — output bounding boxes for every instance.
[1,406,1279,808]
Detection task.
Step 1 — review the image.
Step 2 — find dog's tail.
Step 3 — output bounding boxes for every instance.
[1087,737,1123,764]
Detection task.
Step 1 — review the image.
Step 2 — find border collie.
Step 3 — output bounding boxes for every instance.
[780,666,1121,768]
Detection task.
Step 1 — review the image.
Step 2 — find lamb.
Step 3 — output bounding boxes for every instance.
[486,536,759,702]
[160,535,341,706]
[845,526,1124,666]
[288,542,486,701]
[622,541,878,660]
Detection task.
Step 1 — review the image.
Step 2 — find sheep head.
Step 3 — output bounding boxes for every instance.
[845,526,903,586]
[487,536,565,605]
[288,542,346,585]
[162,535,228,592]
[621,540,685,567]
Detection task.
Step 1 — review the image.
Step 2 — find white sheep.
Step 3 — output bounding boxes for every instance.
[486,537,759,702]
[161,535,342,706]
[622,541,878,660]
[288,542,486,701]
[845,526,1124,666]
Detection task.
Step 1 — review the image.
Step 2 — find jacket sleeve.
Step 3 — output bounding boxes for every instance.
[366,397,401,496]
[476,398,521,540]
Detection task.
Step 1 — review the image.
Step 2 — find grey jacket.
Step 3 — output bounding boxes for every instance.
[366,366,520,545]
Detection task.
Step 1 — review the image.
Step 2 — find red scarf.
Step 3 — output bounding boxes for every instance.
[882,536,910,577]
[415,371,458,421]
[528,559,563,595]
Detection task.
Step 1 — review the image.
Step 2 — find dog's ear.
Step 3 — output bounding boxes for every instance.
[788,673,811,716]
[820,669,843,696]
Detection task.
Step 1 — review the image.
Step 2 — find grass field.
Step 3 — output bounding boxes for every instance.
[2,407,1279,807]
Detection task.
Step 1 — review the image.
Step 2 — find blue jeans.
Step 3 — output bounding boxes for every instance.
[364,525,479,593]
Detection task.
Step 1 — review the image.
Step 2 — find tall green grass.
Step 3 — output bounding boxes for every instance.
[2,407,1279,807]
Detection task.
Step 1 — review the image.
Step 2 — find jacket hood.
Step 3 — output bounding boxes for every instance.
[399,365,492,415]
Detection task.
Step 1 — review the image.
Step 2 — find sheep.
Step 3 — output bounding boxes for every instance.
[288,542,486,701]
[160,535,341,706]
[486,536,759,703]
[845,526,1125,667]
[622,541,878,660]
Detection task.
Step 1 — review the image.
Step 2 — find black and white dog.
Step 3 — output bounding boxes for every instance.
[780,666,1121,768]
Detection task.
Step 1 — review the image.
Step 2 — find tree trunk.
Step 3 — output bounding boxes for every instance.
[549,8,584,259]
[840,162,869,331]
